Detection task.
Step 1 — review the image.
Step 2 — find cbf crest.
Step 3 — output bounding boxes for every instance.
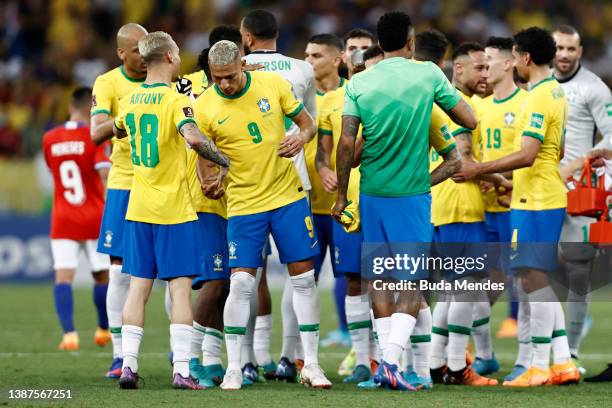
[228,242,237,259]
[213,254,224,271]
[103,230,113,248]
[504,112,515,126]
[257,98,271,113]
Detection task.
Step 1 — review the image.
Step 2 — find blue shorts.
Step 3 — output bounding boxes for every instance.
[433,221,487,280]
[313,214,336,277]
[227,198,319,269]
[510,208,565,273]
[485,211,512,272]
[360,193,432,281]
[333,219,362,276]
[124,220,200,280]
[192,213,229,290]
[97,189,130,258]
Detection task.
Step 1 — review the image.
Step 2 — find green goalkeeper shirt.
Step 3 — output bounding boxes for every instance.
[343,57,461,197]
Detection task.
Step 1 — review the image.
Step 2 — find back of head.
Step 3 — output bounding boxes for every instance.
[377,12,413,53]
[138,31,174,65]
[209,40,241,66]
[210,25,242,47]
[309,33,343,52]
[415,30,449,64]
[513,27,556,66]
[242,9,278,40]
[485,36,514,53]
[363,45,383,62]
[452,41,485,62]
[70,87,92,114]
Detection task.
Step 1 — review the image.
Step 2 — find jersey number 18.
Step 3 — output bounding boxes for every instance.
[126,113,160,167]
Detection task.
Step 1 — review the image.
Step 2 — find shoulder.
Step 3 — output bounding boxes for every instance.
[291,58,315,79]
[94,67,120,86]
[578,67,610,96]
[42,126,61,145]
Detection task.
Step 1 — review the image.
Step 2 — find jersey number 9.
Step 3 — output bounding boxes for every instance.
[126,113,160,167]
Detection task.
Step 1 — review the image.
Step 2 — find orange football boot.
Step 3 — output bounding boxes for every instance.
[551,360,580,385]
[503,366,551,387]
[370,358,379,375]
[94,328,111,347]
[446,366,498,386]
[496,318,518,339]
[59,332,80,351]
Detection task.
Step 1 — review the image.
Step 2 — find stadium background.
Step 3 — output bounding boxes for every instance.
[0,0,611,282]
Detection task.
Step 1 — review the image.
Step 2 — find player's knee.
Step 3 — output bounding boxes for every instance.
[55,269,75,284]
[229,272,255,298]
[92,270,109,284]
[290,269,316,295]
[346,274,364,296]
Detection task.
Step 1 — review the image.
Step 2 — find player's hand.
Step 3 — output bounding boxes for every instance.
[587,149,612,168]
[497,193,511,208]
[278,134,306,158]
[479,180,494,193]
[492,174,512,195]
[318,166,338,193]
[451,160,481,182]
[176,77,193,96]
[244,63,265,72]
[201,177,224,199]
[331,197,349,224]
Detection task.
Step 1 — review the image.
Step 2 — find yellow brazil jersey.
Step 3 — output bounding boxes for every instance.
[306,79,347,214]
[186,148,227,218]
[194,71,306,217]
[430,92,485,226]
[511,77,567,210]
[182,70,209,98]
[115,83,197,224]
[429,104,457,158]
[91,66,145,190]
[479,88,527,212]
[318,82,362,204]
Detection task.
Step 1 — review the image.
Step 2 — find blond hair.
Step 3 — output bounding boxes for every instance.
[138,31,175,64]
[209,40,241,66]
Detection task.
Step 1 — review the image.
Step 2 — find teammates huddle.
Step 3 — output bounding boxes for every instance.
[42,8,612,393]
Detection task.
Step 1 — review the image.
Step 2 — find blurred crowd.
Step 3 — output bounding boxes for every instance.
[0,0,610,159]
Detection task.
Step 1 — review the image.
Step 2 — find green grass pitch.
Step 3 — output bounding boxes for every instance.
[1,285,611,407]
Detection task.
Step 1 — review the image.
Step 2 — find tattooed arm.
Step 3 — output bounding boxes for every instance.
[315,132,337,193]
[331,115,360,221]
[180,122,230,169]
[430,147,461,186]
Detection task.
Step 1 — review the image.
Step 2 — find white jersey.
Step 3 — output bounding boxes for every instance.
[555,65,612,166]
[244,50,316,191]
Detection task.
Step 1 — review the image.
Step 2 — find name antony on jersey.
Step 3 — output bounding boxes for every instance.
[51,141,86,156]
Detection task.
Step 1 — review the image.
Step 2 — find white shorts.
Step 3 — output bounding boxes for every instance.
[51,239,110,271]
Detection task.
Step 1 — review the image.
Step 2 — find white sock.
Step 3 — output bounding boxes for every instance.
[447,301,474,371]
[295,336,304,361]
[374,316,391,356]
[345,294,371,368]
[401,345,413,372]
[430,301,449,369]
[552,301,571,364]
[254,314,273,366]
[529,287,556,369]
[223,272,255,371]
[411,307,432,379]
[515,300,532,368]
[566,260,591,356]
[241,281,258,368]
[202,328,223,366]
[122,325,143,373]
[280,277,298,361]
[384,313,416,367]
[107,264,129,359]
[291,270,320,367]
[472,301,493,360]
[170,324,192,377]
[164,283,172,321]
[191,321,206,360]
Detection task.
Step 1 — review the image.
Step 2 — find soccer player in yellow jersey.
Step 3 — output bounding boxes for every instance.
[479,36,529,381]
[113,32,230,390]
[194,40,330,390]
[455,27,579,387]
[427,41,500,387]
[90,23,147,379]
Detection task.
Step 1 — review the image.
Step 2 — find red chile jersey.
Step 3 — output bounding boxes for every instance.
[43,121,111,239]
